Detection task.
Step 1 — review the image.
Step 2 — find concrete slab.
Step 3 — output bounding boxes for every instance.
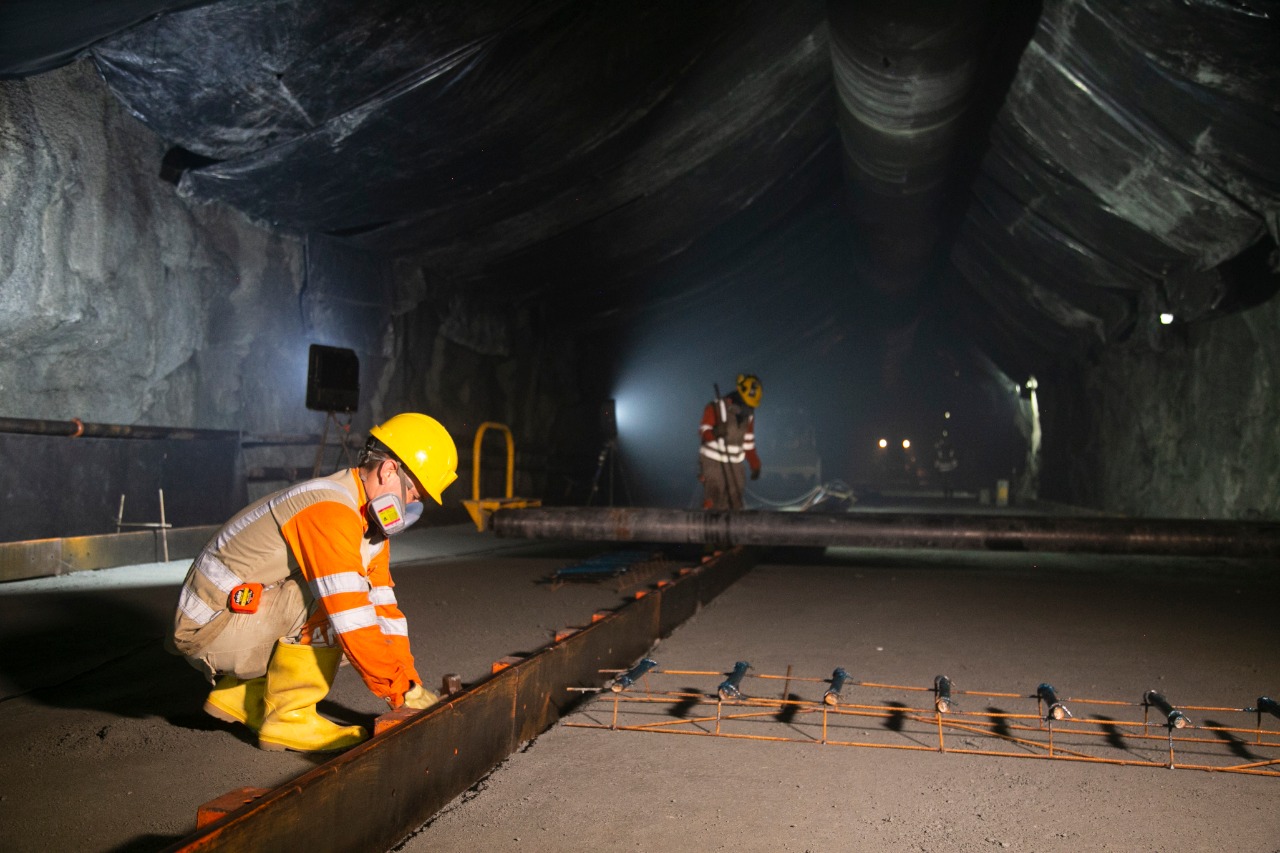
[0,524,667,852]
[2,521,1276,852]
[404,549,1280,852]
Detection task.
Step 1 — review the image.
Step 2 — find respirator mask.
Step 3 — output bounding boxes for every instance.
[366,464,424,537]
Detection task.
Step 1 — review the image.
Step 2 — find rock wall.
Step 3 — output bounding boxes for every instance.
[384,264,609,504]
[0,60,326,533]
[0,60,309,432]
[1046,295,1280,520]
[0,60,597,537]
[9,58,1273,530]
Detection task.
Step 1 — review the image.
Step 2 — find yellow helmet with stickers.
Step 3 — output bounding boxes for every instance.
[736,374,763,408]
[369,413,459,504]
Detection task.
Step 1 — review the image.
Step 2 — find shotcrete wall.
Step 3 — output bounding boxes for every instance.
[1,61,308,431]
[0,61,596,541]
[1043,295,1280,521]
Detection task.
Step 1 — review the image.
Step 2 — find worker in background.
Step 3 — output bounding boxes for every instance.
[933,428,958,499]
[698,374,763,510]
[167,413,459,753]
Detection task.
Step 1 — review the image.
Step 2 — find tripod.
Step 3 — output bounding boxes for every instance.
[312,411,357,477]
[586,438,631,506]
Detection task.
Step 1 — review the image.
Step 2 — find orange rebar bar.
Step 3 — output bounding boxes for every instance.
[561,719,1280,778]
[596,692,1280,746]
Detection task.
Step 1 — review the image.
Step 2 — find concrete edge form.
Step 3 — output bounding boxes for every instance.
[160,546,758,853]
[0,526,219,583]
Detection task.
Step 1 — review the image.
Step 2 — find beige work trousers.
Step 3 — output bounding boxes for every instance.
[182,578,309,683]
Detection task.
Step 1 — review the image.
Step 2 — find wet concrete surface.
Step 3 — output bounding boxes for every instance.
[0,523,646,852]
[406,546,1280,852]
[1,515,1277,852]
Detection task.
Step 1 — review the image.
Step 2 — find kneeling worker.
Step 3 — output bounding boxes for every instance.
[167,412,459,752]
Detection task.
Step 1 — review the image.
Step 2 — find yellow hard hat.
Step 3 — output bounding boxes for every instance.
[736,374,763,408]
[369,413,459,504]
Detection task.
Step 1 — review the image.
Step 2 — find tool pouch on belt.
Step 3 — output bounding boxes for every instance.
[228,583,264,613]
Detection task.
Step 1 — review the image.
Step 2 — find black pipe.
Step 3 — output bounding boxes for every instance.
[0,416,339,450]
[1036,682,1071,721]
[717,661,751,701]
[1144,690,1191,729]
[824,667,850,706]
[491,507,1280,558]
[0,416,240,441]
[610,658,658,693]
[934,675,954,713]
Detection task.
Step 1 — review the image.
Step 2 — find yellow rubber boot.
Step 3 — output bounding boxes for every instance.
[204,674,267,731]
[257,641,368,753]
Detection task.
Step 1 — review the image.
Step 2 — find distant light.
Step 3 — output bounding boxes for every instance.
[901,439,911,450]
[877,438,888,449]
[1026,375,1038,391]
[944,411,951,420]
[1159,313,1175,325]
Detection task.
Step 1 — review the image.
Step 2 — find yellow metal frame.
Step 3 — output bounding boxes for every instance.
[461,421,541,531]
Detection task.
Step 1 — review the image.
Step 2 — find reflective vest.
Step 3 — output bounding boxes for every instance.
[172,468,420,705]
[699,396,759,469]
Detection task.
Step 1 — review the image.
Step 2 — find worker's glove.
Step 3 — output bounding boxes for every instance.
[402,683,439,710]
[710,423,727,439]
[750,467,761,481]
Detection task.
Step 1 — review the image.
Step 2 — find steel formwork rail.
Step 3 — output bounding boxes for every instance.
[160,548,759,853]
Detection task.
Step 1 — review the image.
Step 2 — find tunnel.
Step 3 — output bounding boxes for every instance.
[1,1,1278,850]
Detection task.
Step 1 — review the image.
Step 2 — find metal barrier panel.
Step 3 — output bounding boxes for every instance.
[0,432,243,542]
[0,526,219,583]
[697,547,757,604]
[0,539,61,583]
[659,570,701,638]
[513,594,661,743]
[60,530,158,570]
[168,675,521,853]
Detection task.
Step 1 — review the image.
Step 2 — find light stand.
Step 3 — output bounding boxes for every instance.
[305,344,360,476]
[586,438,619,506]
[312,410,357,477]
[587,399,630,506]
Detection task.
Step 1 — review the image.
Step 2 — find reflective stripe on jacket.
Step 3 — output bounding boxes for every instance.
[699,397,759,470]
[172,468,420,705]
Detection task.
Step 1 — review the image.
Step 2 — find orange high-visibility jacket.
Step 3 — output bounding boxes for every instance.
[173,468,421,707]
[699,396,760,473]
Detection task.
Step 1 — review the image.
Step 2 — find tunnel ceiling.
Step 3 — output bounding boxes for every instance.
[3,0,1278,382]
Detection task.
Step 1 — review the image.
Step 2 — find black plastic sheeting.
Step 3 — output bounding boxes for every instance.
[92,2,831,248]
[827,0,997,301]
[79,0,844,345]
[0,433,244,542]
[0,0,216,79]
[952,0,1278,374]
[1,0,1276,385]
[1004,3,1267,263]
